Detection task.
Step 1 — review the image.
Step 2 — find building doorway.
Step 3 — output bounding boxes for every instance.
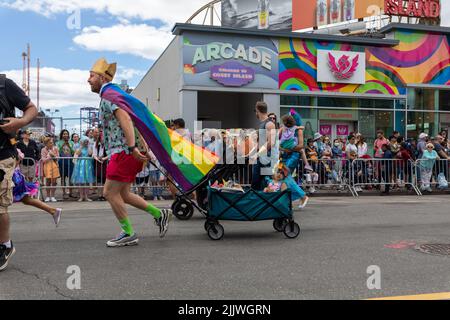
[198,91,263,129]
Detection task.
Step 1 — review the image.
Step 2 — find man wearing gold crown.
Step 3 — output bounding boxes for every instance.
[88,58,172,247]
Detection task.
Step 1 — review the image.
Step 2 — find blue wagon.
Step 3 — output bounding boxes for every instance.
[204,186,301,240]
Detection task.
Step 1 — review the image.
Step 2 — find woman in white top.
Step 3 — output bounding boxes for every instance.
[356,134,368,158]
[345,135,358,158]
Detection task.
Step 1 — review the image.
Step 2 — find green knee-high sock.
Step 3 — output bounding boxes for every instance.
[119,217,135,235]
[145,203,161,219]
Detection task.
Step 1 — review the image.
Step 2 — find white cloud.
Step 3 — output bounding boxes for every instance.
[0,0,217,26]
[73,24,173,60]
[1,66,145,110]
[1,67,99,110]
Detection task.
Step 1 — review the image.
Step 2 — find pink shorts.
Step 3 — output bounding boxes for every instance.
[106,152,144,183]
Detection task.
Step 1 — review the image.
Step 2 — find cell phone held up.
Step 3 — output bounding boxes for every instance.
[0,114,17,146]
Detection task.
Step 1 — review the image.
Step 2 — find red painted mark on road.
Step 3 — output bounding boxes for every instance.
[384,241,416,249]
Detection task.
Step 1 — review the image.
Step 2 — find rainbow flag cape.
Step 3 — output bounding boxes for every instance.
[100,83,220,192]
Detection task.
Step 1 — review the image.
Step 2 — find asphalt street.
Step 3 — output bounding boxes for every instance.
[1,195,450,300]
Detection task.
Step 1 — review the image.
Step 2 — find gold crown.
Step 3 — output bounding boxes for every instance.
[91,58,117,81]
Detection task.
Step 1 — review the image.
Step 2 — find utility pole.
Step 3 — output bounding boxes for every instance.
[37,58,40,111]
[27,43,31,97]
[21,52,27,94]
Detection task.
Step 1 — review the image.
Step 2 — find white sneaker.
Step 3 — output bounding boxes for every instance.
[299,196,309,209]
[153,197,158,201]
[85,198,93,202]
[45,197,50,203]
[158,196,164,201]
[77,198,84,202]
[309,187,316,194]
[51,197,58,202]
[53,208,62,227]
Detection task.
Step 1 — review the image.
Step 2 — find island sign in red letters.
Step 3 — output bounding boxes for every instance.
[384,0,440,18]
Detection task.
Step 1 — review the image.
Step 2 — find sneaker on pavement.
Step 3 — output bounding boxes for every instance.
[51,197,58,202]
[53,208,62,227]
[0,242,16,272]
[299,196,309,209]
[106,232,139,248]
[156,209,172,238]
[45,197,50,203]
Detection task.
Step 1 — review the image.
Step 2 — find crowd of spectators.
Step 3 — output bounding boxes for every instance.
[13,118,450,201]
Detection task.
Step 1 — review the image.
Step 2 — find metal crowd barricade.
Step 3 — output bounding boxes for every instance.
[296,159,357,197]
[29,156,170,201]
[19,156,450,201]
[415,159,450,194]
[351,158,421,196]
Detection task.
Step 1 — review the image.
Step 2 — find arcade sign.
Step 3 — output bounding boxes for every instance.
[384,0,440,18]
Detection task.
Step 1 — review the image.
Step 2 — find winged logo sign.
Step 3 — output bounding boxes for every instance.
[328,53,359,80]
[317,50,366,84]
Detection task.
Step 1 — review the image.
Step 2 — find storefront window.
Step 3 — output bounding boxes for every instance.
[359,110,376,156]
[375,111,394,138]
[408,88,436,110]
[318,97,357,109]
[439,90,450,111]
[359,99,395,109]
[280,95,313,107]
[407,111,436,138]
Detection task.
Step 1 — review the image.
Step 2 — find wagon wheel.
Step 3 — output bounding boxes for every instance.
[204,219,215,231]
[207,223,224,241]
[283,222,300,239]
[172,198,194,220]
[273,218,288,232]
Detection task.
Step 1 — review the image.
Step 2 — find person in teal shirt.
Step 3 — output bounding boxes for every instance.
[420,143,440,193]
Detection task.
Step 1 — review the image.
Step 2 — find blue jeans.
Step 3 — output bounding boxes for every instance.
[149,171,163,197]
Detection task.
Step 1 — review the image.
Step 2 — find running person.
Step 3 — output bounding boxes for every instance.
[14,149,62,226]
[87,58,171,247]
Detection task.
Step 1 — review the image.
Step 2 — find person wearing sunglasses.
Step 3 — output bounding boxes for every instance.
[268,113,279,129]
[419,143,440,193]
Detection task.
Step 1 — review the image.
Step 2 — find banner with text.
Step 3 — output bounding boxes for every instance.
[183,32,279,89]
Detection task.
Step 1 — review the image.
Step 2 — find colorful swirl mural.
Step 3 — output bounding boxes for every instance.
[279,31,450,95]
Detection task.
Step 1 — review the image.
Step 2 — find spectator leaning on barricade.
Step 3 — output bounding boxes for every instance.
[71,137,95,202]
[16,129,40,182]
[57,129,75,199]
[420,143,440,193]
[41,137,60,203]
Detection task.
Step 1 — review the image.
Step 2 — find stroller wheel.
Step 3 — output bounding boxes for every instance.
[172,199,194,220]
[283,222,300,239]
[273,219,287,232]
[204,220,215,231]
[207,223,224,241]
